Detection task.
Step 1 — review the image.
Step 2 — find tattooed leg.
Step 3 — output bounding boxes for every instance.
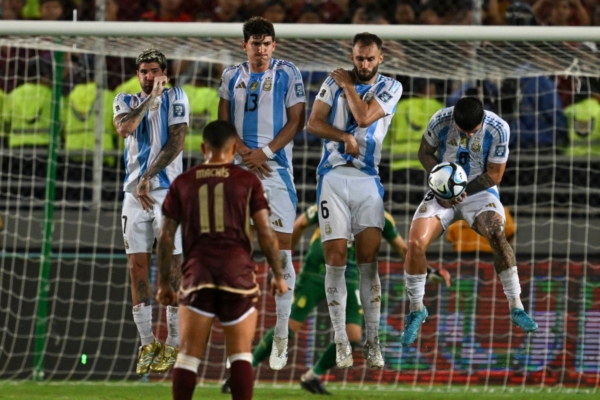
[474,211,523,309]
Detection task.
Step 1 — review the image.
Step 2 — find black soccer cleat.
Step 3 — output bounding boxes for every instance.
[221,375,231,394]
[300,375,331,395]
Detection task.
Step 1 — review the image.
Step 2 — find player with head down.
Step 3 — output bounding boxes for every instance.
[400,96,538,346]
[156,120,288,400]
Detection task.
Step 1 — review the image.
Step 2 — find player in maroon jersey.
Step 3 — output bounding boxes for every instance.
[156,120,288,400]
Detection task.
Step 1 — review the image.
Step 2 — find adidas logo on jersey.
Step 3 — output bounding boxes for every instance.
[235,82,247,89]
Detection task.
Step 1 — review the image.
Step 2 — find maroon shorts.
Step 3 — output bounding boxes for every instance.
[179,288,258,325]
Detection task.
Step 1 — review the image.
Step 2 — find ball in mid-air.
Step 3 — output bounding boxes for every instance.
[428,161,467,200]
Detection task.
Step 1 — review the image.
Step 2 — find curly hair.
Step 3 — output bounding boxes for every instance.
[136,48,167,71]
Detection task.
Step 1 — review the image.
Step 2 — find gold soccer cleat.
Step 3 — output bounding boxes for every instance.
[150,343,179,373]
[136,339,162,375]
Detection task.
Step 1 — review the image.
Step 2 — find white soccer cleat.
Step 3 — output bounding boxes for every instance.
[363,340,384,369]
[269,336,288,370]
[335,340,353,369]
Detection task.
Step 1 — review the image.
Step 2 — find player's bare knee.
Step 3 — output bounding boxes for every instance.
[407,238,427,258]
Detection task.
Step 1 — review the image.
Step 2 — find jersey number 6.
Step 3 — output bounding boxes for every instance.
[320,200,329,219]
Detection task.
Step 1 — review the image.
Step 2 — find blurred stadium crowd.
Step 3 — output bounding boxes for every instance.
[1,0,599,26]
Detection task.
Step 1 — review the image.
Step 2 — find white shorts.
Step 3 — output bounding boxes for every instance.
[317,167,384,241]
[256,165,298,234]
[412,189,506,232]
[121,189,182,254]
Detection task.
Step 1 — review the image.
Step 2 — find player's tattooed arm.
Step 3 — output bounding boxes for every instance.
[156,216,178,306]
[114,95,156,137]
[418,136,439,173]
[465,161,506,196]
[140,123,187,181]
[115,76,168,137]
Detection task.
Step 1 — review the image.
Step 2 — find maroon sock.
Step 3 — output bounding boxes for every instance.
[172,367,197,400]
[230,360,254,400]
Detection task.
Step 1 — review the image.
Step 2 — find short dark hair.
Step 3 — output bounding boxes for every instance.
[203,120,238,149]
[453,96,484,132]
[136,48,167,71]
[243,17,276,42]
[352,32,382,50]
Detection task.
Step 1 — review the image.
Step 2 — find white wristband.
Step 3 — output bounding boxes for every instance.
[262,145,274,159]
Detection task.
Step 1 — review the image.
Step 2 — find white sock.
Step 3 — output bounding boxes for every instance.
[173,353,201,373]
[499,266,524,310]
[325,264,348,343]
[405,273,427,312]
[165,305,179,348]
[132,303,154,346]
[358,262,381,344]
[274,250,295,338]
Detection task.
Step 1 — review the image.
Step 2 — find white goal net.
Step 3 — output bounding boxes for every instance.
[0,22,599,391]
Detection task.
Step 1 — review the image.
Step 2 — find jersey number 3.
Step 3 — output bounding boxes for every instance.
[245,93,258,112]
[199,183,225,233]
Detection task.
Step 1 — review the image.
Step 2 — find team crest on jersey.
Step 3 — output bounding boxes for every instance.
[471,140,481,152]
[460,137,469,148]
[494,145,506,157]
[377,91,392,103]
[363,92,374,103]
[325,221,332,235]
[295,83,305,97]
[150,99,160,111]
[174,104,185,117]
[263,78,273,91]
[249,81,259,91]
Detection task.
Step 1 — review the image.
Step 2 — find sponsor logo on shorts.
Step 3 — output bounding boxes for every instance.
[283,272,292,280]
[419,204,427,213]
[325,221,332,235]
[371,285,380,292]
[486,203,497,208]
[370,295,381,303]
[328,300,340,306]
[326,287,338,294]
[272,219,283,228]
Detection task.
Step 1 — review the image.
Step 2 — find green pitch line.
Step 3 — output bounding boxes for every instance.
[0,381,596,400]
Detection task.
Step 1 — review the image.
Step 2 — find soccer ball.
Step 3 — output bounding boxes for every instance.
[428,162,468,200]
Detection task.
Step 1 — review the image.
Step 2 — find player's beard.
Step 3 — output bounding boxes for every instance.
[353,64,379,82]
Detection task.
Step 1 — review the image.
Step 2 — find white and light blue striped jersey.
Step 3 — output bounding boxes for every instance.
[217,58,306,169]
[315,74,402,177]
[113,87,189,193]
[425,107,510,195]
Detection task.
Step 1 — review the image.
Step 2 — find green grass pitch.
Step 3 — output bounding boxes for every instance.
[1,381,597,400]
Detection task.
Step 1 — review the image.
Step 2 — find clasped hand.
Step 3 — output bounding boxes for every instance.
[241,148,273,179]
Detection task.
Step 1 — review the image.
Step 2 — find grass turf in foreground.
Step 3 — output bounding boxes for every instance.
[1,381,597,400]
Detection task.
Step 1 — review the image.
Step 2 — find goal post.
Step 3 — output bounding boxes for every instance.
[0,22,599,391]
